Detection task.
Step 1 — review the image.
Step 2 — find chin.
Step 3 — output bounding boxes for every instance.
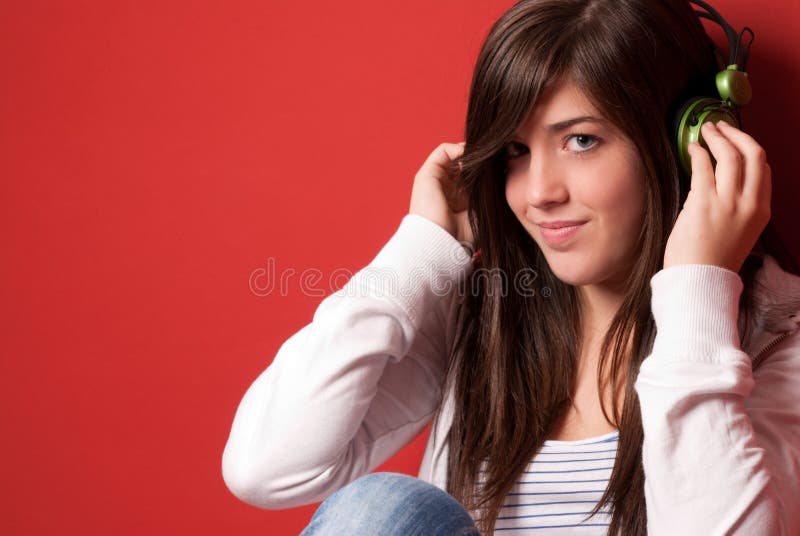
[540,250,606,287]
[550,268,597,287]
[541,255,587,285]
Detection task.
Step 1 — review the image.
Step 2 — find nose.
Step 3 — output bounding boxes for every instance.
[521,150,569,209]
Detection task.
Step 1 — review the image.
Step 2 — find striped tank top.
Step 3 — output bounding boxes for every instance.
[483,429,620,534]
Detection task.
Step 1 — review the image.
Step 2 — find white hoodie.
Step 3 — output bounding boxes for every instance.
[221,213,800,535]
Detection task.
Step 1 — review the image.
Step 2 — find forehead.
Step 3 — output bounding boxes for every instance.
[516,76,606,134]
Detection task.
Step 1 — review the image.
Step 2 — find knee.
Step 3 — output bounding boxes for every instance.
[315,472,439,517]
[300,472,480,536]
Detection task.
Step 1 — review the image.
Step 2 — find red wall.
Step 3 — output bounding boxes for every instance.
[2,1,798,534]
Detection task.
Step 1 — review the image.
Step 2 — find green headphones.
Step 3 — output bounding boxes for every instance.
[673,0,754,176]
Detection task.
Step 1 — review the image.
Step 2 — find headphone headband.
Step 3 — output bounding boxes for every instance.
[689,0,755,70]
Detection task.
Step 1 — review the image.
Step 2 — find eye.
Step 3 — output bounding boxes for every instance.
[564,133,600,153]
[503,141,529,160]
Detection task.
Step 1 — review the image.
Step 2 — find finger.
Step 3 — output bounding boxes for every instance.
[420,142,466,182]
[440,142,466,174]
[437,142,468,204]
[687,139,715,195]
[442,142,466,186]
[700,121,744,200]
[715,121,770,211]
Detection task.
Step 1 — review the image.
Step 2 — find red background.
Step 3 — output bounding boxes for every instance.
[2,1,798,534]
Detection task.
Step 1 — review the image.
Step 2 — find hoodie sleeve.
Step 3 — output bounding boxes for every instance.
[634,263,800,535]
[221,213,476,509]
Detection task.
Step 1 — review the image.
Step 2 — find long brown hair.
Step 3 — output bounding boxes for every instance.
[441,1,798,534]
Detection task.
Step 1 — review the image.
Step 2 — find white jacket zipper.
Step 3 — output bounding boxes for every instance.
[751,314,800,370]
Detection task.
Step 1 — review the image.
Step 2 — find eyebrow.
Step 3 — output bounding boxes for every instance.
[513,115,607,140]
[546,115,606,132]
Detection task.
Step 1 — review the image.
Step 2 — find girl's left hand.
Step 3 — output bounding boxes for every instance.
[663,120,772,273]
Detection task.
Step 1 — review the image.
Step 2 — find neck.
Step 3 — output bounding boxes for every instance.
[577,282,626,349]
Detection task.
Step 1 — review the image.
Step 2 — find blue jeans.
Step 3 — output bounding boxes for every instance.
[299,472,482,536]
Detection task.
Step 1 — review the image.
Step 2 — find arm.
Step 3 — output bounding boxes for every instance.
[221,213,475,509]
[634,264,800,535]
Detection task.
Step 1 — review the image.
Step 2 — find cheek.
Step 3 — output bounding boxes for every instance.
[504,177,525,217]
[598,177,646,235]
[591,159,645,218]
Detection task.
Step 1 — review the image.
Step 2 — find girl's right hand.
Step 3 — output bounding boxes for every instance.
[408,141,475,249]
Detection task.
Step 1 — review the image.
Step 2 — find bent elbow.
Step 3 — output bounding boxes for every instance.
[221,442,281,509]
[221,442,339,510]
[221,449,257,507]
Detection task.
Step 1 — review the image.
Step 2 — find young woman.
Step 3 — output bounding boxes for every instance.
[222,0,800,534]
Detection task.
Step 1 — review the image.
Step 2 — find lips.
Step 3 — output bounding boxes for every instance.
[536,220,587,229]
[537,221,586,247]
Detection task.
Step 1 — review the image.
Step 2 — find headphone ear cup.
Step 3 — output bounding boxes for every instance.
[672,96,700,176]
[672,97,698,153]
[673,96,739,178]
[672,96,701,204]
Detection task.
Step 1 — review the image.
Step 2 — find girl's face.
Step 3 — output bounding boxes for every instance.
[504,76,646,291]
